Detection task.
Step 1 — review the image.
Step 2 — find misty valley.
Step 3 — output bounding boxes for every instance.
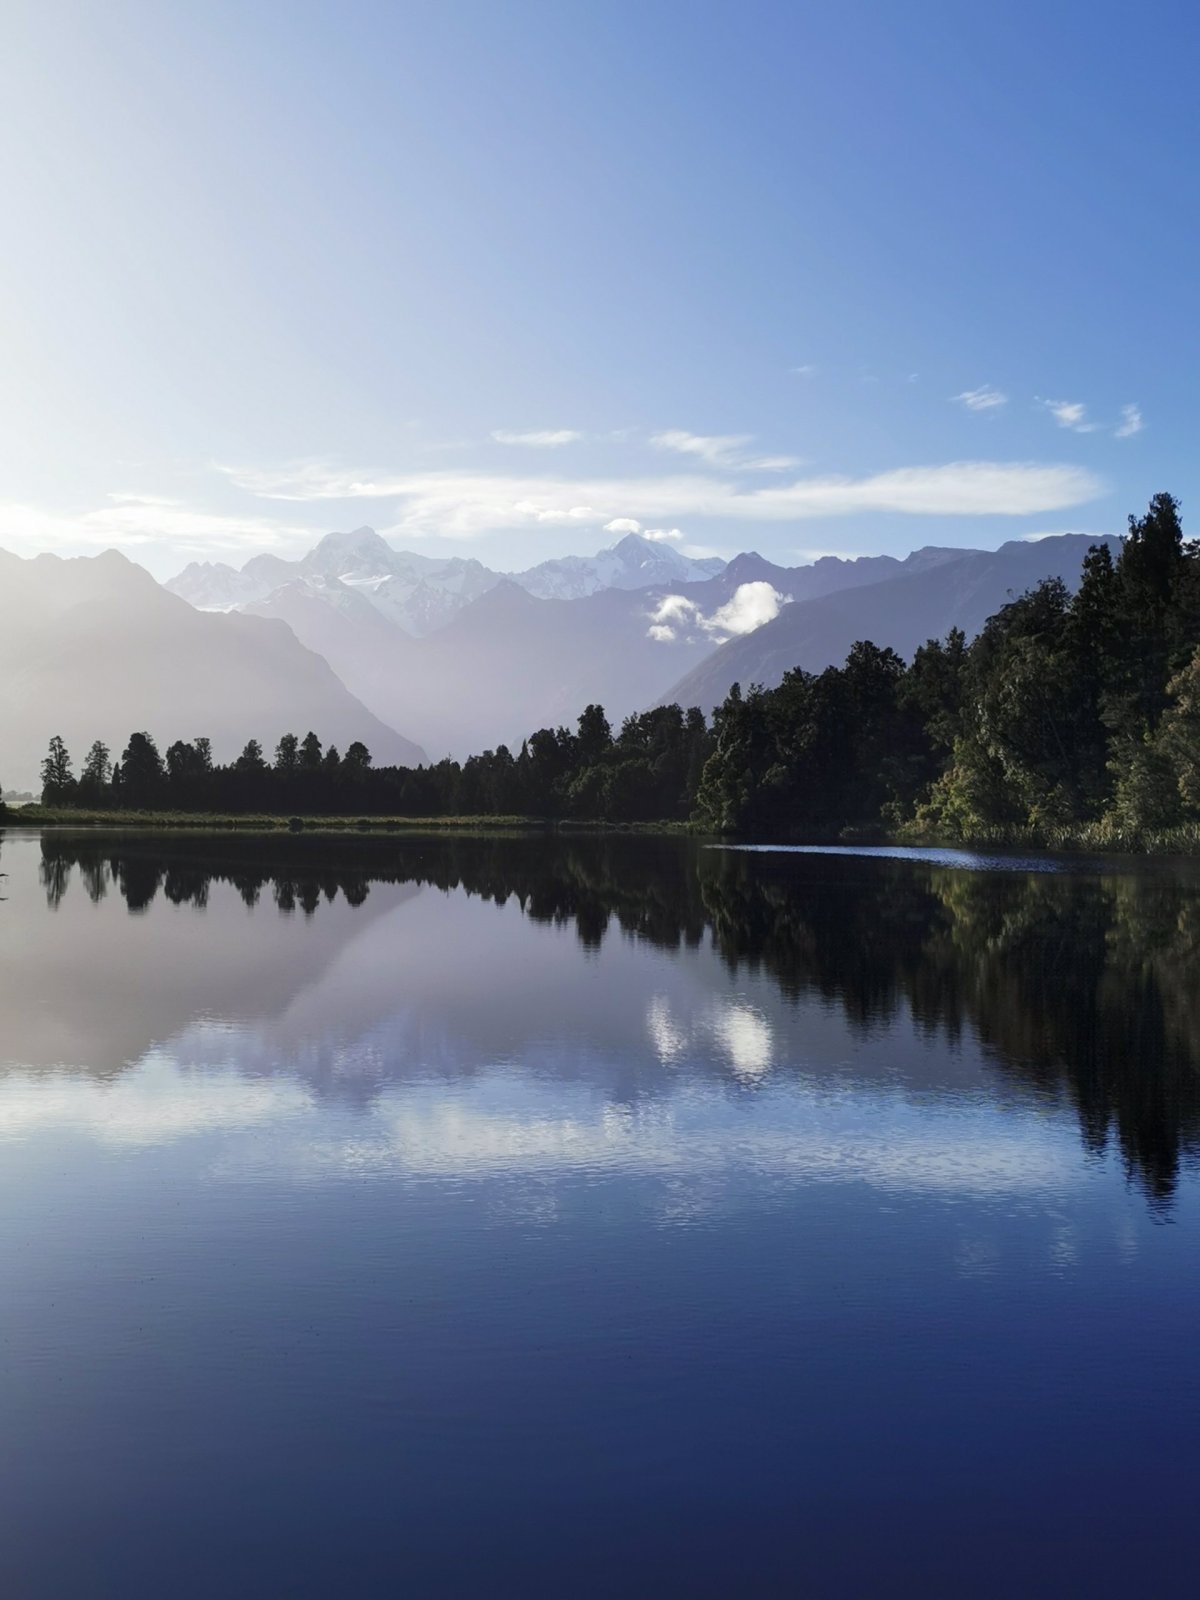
[2,827,1198,1595]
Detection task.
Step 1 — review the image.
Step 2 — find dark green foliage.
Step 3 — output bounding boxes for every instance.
[78,740,112,805]
[120,732,165,808]
[40,735,76,805]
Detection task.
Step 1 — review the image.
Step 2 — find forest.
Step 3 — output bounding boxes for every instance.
[24,494,1200,847]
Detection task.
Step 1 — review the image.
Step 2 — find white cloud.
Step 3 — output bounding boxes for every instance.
[222,460,1104,539]
[642,527,683,541]
[511,499,595,523]
[650,429,754,466]
[1040,398,1102,434]
[491,428,583,447]
[704,581,788,636]
[954,385,1007,412]
[650,594,701,626]
[790,363,818,377]
[1115,403,1144,439]
[646,582,787,643]
[650,432,800,473]
[604,517,642,534]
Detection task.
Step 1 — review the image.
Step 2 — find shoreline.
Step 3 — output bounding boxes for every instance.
[6,806,1200,856]
[1,806,698,836]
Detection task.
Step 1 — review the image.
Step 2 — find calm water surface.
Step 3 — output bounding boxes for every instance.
[2,828,1199,1597]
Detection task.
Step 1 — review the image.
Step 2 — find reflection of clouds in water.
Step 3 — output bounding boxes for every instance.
[646,995,773,1081]
[0,1056,312,1146]
[0,1058,1085,1203]
[712,1003,772,1080]
[331,1080,1081,1201]
[647,996,687,1064]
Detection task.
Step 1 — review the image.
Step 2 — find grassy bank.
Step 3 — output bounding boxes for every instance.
[9,803,1200,854]
[894,820,1200,856]
[2,804,697,835]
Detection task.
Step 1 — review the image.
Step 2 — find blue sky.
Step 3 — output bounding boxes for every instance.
[0,0,1194,576]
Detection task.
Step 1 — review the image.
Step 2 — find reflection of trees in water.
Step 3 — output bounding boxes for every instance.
[40,835,379,917]
[36,832,1200,1207]
[697,852,1200,1210]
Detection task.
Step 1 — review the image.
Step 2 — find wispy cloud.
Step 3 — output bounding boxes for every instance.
[954,385,1007,412]
[220,459,1105,538]
[649,430,800,473]
[1115,403,1144,439]
[741,454,802,472]
[650,430,755,466]
[790,363,818,377]
[491,428,583,447]
[1040,398,1102,434]
[642,527,683,542]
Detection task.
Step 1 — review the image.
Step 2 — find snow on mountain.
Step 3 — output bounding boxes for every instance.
[165,528,727,636]
[360,560,502,636]
[166,560,275,611]
[298,526,404,582]
[512,533,726,600]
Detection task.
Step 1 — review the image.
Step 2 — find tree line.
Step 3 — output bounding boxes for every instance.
[36,705,713,821]
[29,493,1200,843]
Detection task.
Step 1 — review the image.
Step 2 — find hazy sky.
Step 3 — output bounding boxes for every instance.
[1,0,1194,578]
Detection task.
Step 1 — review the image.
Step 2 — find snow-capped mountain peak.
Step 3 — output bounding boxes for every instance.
[513,533,726,600]
[165,528,729,631]
[301,526,401,581]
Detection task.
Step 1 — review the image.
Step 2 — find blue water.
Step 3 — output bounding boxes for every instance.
[1,830,1197,1596]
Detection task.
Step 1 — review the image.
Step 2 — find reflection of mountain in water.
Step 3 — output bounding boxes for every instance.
[12,830,1200,1207]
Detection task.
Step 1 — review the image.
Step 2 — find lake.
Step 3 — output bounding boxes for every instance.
[1,828,1198,1597]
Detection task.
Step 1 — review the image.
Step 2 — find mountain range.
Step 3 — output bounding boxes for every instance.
[165,527,1113,760]
[1,525,1121,788]
[168,527,725,635]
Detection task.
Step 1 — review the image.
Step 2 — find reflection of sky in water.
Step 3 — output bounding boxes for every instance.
[0,829,1090,1207]
[2,833,1200,1596]
[0,830,1179,1216]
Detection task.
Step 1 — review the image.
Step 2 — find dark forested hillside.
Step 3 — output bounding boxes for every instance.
[694,495,1200,842]
[665,532,1119,715]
